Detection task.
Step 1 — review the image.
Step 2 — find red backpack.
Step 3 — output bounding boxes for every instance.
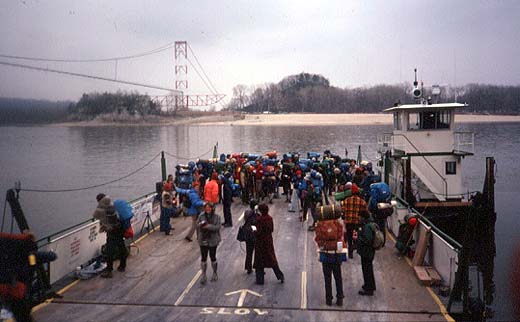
[315,220,343,251]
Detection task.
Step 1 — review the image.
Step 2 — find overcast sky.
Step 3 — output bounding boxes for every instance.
[1,0,519,104]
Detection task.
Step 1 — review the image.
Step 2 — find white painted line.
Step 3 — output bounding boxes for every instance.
[225,289,262,307]
[238,210,245,223]
[301,226,308,310]
[300,271,307,309]
[174,270,202,306]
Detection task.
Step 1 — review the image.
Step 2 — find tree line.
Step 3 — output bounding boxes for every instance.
[227,72,520,114]
[67,91,160,120]
[0,91,161,124]
[0,97,70,124]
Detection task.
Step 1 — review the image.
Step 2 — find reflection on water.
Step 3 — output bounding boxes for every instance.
[0,122,519,319]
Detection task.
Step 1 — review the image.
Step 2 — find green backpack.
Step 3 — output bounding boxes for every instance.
[369,223,385,250]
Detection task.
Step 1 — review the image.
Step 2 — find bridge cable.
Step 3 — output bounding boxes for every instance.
[188,44,219,94]
[0,42,175,63]
[0,60,180,93]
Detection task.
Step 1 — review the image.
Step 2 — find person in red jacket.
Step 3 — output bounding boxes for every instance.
[253,203,284,285]
[204,172,220,204]
[254,160,264,200]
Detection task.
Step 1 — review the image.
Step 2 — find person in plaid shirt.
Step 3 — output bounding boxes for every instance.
[341,183,368,258]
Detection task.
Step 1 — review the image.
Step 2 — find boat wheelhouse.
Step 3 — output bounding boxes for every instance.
[378,101,474,207]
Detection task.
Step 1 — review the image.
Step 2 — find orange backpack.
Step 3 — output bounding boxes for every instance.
[314,220,344,251]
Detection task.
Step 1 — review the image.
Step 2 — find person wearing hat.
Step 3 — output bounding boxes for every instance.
[242,199,259,274]
[301,174,316,225]
[93,193,128,278]
[253,204,284,284]
[197,202,222,285]
[357,209,376,296]
[221,172,234,227]
[341,184,368,258]
[176,187,205,242]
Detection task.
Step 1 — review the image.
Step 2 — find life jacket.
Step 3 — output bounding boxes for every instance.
[0,233,36,300]
[314,220,343,251]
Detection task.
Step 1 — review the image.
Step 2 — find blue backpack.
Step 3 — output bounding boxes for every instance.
[113,200,134,229]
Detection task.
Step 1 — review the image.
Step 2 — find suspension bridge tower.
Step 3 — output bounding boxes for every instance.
[174,41,188,111]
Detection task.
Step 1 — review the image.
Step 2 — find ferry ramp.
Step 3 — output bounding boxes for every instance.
[32,199,451,322]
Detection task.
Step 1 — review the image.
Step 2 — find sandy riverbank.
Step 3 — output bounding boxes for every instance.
[49,113,520,127]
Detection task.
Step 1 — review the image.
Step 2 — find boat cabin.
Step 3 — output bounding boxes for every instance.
[378,102,474,202]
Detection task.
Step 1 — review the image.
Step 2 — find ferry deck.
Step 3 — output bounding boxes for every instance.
[32,199,453,322]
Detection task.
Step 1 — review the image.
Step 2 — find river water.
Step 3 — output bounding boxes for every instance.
[0,122,518,319]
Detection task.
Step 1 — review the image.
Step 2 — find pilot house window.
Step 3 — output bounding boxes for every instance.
[393,112,401,130]
[446,161,456,175]
[408,111,451,130]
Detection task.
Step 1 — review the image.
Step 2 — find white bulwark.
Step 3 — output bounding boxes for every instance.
[378,102,474,202]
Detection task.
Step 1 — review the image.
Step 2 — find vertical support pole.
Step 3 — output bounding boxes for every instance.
[384,151,391,184]
[484,157,495,211]
[403,156,414,205]
[161,151,167,182]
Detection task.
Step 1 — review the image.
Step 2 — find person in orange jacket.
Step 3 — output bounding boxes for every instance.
[204,172,220,204]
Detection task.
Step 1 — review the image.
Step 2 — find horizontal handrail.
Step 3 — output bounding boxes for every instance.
[36,191,156,246]
[394,195,462,251]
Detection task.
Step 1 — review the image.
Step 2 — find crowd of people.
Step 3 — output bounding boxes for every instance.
[93,149,392,307]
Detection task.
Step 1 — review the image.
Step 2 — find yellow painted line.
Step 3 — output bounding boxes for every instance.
[56,279,81,295]
[31,279,81,313]
[34,224,159,314]
[131,225,159,245]
[427,286,456,322]
[387,229,453,322]
[174,269,202,306]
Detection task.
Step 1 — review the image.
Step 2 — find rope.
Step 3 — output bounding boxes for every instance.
[163,146,214,161]
[20,152,162,193]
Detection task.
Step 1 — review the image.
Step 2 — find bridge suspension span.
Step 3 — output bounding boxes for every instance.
[0,40,225,112]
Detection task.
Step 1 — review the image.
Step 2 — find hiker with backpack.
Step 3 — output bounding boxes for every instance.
[357,209,384,296]
[314,215,346,306]
[240,199,258,274]
[368,182,392,247]
[176,187,205,242]
[92,193,128,278]
[341,183,368,258]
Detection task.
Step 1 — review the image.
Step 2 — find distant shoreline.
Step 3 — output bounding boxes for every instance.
[200,113,520,126]
[4,113,520,127]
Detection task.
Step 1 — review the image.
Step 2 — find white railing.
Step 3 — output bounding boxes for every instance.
[38,193,159,284]
[387,199,460,290]
[454,131,474,154]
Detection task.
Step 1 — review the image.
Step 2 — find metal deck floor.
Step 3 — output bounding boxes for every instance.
[33,199,450,322]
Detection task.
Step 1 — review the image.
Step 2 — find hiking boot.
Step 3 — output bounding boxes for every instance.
[326,299,332,306]
[117,266,126,273]
[100,270,113,278]
[200,262,207,285]
[336,297,343,306]
[185,236,192,242]
[211,261,218,282]
[358,290,374,296]
[308,225,315,231]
